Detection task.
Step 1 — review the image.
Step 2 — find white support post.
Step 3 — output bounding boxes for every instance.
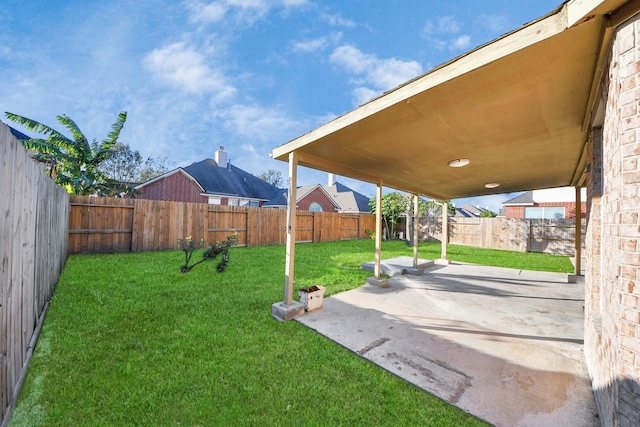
[374,184,383,278]
[284,151,298,305]
[272,151,304,321]
[440,201,449,263]
[574,186,582,276]
[413,194,419,268]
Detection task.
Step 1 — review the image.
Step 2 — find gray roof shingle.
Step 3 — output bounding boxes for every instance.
[502,191,534,205]
[182,158,280,200]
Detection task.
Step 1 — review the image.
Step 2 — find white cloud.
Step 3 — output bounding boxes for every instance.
[321,13,355,28]
[329,45,422,104]
[451,35,471,50]
[436,16,461,33]
[479,14,509,33]
[216,104,308,142]
[185,0,307,24]
[293,32,342,53]
[422,15,471,52]
[144,42,236,100]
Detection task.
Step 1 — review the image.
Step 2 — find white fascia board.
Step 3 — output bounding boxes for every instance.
[567,0,605,27]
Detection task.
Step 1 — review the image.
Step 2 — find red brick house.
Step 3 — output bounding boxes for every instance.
[264,174,371,213]
[135,147,280,206]
[502,187,587,219]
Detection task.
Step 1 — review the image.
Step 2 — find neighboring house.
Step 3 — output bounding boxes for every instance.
[135,147,280,206]
[502,187,587,219]
[453,203,483,218]
[264,174,371,213]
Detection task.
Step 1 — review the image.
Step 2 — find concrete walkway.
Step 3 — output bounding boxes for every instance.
[296,261,599,427]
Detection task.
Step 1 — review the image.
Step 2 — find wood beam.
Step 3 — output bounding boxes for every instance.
[413,194,419,268]
[441,202,449,261]
[284,151,298,305]
[575,186,583,276]
[374,184,383,278]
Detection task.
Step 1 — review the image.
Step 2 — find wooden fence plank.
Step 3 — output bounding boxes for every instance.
[0,122,69,425]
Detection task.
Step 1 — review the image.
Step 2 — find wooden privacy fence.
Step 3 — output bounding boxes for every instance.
[417,217,586,255]
[0,123,69,426]
[68,196,376,253]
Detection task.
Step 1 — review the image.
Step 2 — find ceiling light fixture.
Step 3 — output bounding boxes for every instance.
[448,158,470,168]
[484,182,500,189]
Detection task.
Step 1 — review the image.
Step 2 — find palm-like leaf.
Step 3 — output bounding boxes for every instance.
[5,110,128,195]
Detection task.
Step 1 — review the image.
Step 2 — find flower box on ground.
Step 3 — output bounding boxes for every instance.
[298,285,326,311]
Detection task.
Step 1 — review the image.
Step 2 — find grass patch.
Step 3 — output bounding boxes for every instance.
[11,240,571,426]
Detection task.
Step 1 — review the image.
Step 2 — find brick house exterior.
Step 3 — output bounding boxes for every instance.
[502,188,588,219]
[137,169,208,203]
[136,147,280,207]
[296,186,339,212]
[584,14,640,426]
[263,175,371,213]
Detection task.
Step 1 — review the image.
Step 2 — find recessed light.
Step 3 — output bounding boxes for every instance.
[448,158,470,168]
[484,182,500,189]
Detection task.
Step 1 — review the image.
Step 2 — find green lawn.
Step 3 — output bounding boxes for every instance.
[10,240,572,426]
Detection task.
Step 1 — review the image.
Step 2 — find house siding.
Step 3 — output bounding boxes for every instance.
[585,16,640,426]
[138,172,206,204]
[297,187,336,212]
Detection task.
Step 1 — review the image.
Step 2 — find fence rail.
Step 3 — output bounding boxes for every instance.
[0,123,69,426]
[68,196,376,253]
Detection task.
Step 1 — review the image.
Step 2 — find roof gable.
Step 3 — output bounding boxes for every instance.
[503,191,534,206]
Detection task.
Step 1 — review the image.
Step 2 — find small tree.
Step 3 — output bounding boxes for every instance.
[100,142,173,185]
[178,234,238,273]
[257,169,283,187]
[369,192,409,239]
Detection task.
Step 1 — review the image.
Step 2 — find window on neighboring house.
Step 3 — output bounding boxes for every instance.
[524,206,565,219]
[309,202,323,212]
[229,199,239,206]
[208,197,221,205]
[249,201,260,207]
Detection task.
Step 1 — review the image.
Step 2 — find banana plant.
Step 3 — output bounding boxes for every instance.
[5,111,127,195]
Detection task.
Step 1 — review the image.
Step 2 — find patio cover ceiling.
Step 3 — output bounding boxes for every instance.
[271,0,636,201]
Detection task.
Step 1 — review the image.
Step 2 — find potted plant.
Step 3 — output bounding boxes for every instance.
[298,285,326,311]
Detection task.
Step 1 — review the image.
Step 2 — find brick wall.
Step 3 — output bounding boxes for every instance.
[297,187,336,212]
[505,202,586,219]
[138,172,207,204]
[585,16,640,426]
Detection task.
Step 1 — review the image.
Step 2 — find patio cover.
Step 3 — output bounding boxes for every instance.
[269,0,640,318]
[272,0,636,200]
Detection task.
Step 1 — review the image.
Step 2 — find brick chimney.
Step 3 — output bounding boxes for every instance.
[215,146,228,167]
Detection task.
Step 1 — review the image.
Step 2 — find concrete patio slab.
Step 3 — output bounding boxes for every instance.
[361,255,434,277]
[297,261,599,427]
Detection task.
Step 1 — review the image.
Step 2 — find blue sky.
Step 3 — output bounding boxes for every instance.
[1,0,561,211]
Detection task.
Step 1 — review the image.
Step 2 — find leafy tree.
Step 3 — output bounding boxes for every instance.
[139,156,172,183]
[423,200,456,217]
[480,208,497,218]
[100,142,173,184]
[99,142,143,182]
[5,111,127,195]
[369,192,409,239]
[257,169,283,187]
